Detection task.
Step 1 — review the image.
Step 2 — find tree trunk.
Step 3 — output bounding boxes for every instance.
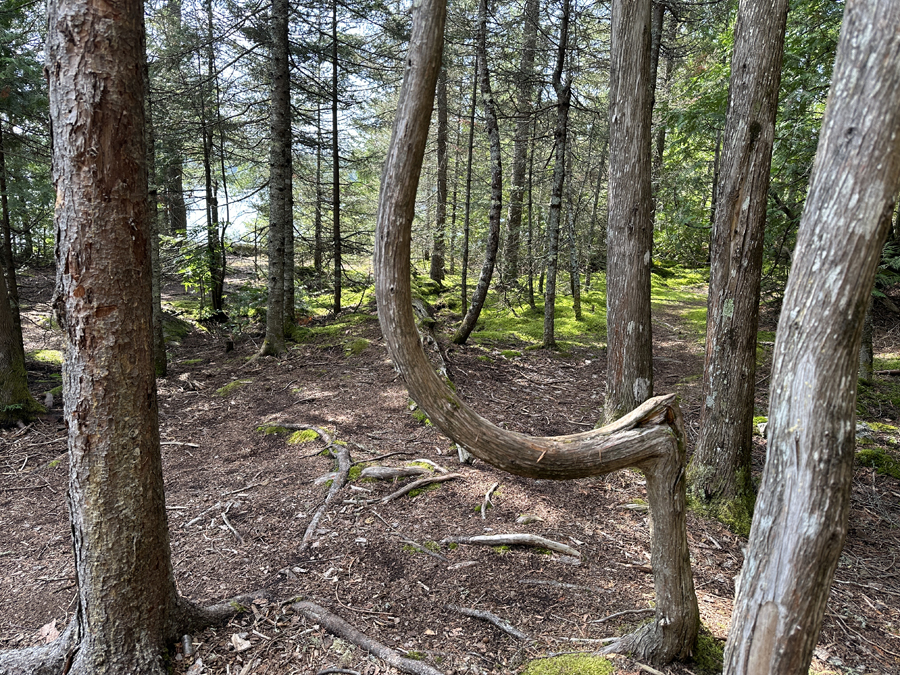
[0,120,23,361]
[542,0,572,350]
[0,255,40,425]
[503,0,539,284]
[724,2,900,671]
[332,0,342,315]
[460,60,478,315]
[858,294,874,383]
[605,0,654,423]
[261,0,291,356]
[688,0,788,527]
[202,0,225,319]
[452,0,501,345]
[429,66,448,284]
[314,102,324,276]
[566,167,581,321]
[373,0,698,663]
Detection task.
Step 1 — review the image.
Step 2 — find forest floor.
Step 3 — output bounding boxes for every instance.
[2,259,900,675]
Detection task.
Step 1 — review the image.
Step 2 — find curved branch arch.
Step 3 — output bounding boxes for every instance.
[372,0,697,663]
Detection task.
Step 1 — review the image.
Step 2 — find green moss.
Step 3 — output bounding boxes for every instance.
[752,416,767,426]
[216,379,252,397]
[410,408,432,426]
[181,358,203,366]
[406,651,425,661]
[257,425,290,435]
[856,447,900,479]
[500,350,522,358]
[348,464,366,481]
[857,379,900,417]
[343,338,370,357]
[868,421,898,432]
[47,459,62,469]
[757,330,776,342]
[692,627,725,674]
[408,483,439,498]
[48,385,63,397]
[874,353,900,371]
[162,315,193,342]
[28,349,63,366]
[288,429,319,444]
[521,654,614,675]
[492,545,511,555]
[477,355,492,363]
[686,467,755,537]
[447,542,458,550]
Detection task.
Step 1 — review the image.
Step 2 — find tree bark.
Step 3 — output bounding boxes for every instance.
[502,0,539,284]
[460,59,478,315]
[373,0,698,662]
[0,254,40,425]
[724,2,900,672]
[605,0,654,423]
[429,66,448,284]
[452,0,501,345]
[332,0,342,315]
[858,294,874,383]
[688,0,788,525]
[0,120,23,361]
[542,0,572,350]
[261,0,291,356]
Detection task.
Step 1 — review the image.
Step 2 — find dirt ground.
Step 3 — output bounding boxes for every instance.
[2,264,900,675]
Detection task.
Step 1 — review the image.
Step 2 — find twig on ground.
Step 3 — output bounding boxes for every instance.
[292,600,445,675]
[379,473,462,504]
[634,662,666,675]
[316,668,361,675]
[298,445,352,556]
[443,534,581,558]
[481,482,499,520]
[352,451,415,465]
[411,458,450,473]
[592,608,655,624]
[446,604,528,640]
[220,511,244,545]
[371,510,449,562]
[161,441,200,447]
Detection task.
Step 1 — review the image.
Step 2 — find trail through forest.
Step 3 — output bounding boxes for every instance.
[2,263,899,675]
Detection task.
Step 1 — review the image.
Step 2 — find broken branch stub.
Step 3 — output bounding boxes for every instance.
[371,0,697,663]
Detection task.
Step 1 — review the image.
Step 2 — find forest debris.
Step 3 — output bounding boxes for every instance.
[411,458,450,474]
[592,608,656,624]
[316,668,361,675]
[298,445,352,556]
[515,514,543,525]
[445,604,529,641]
[518,578,601,593]
[292,600,445,675]
[359,465,430,480]
[442,533,582,558]
[231,632,252,652]
[481,482,499,520]
[220,511,244,544]
[379,473,462,504]
[371,510,448,562]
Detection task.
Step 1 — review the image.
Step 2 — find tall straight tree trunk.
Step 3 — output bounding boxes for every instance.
[164,151,187,236]
[687,0,789,525]
[0,120,23,361]
[566,158,581,321]
[460,59,478,314]
[0,256,39,425]
[202,0,224,318]
[453,4,502,346]
[503,0,538,284]
[542,0,572,350]
[724,2,900,671]
[314,102,324,276]
[429,66,448,284]
[526,115,537,309]
[858,294,874,383]
[605,0,654,423]
[331,0,342,315]
[261,0,291,356]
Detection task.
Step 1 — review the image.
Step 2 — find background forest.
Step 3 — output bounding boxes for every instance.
[2,0,900,673]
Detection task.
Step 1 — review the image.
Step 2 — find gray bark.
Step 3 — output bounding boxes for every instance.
[605,0,654,423]
[459,58,478,314]
[724,1,900,671]
[429,66,448,284]
[858,294,874,383]
[332,0,342,314]
[452,0,502,345]
[688,0,788,517]
[372,0,698,662]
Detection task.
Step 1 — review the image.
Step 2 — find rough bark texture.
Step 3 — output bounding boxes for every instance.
[723,2,900,672]
[542,0,571,350]
[46,0,180,669]
[605,0,654,423]
[261,0,291,356]
[0,121,23,361]
[373,0,697,661]
[459,57,478,315]
[0,255,40,425]
[429,67,448,285]
[502,0,539,284]
[332,0,342,315]
[688,0,788,522]
[452,0,501,345]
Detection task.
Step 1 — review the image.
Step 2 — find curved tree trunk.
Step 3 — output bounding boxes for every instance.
[452,0,501,345]
[724,1,900,672]
[373,0,697,662]
[687,0,788,527]
[605,0,654,423]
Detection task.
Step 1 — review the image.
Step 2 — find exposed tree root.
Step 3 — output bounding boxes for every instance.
[442,533,581,558]
[292,600,445,675]
[299,445,352,556]
[446,604,529,640]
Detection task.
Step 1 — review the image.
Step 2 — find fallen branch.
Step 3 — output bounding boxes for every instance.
[481,482,499,520]
[298,445,351,556]
[380,473,462,503]
[360,466,430,480]
[446,604,528,641]
[411,458,449,474]
[442,534,581,558]
[292,600,445,675]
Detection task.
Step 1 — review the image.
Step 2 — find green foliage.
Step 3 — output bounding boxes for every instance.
[856,447,900,480]
[521,654,614,675]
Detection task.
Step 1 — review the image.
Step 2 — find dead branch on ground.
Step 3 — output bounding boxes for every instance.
[298,445,352,556]
[442,533,581,558]
[446,604,528,640]
[481,482,499,520]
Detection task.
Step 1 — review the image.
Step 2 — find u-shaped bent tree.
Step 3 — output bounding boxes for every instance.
[372,0,699,663]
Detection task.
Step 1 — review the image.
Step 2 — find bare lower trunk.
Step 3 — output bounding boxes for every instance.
[373,0,698,662]
[429,67,448,284]
[724,2,900,671]
[605,0,654,422]
[688,0,788,525]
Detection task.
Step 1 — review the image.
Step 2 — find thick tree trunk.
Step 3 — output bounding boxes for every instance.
[261,0,291,356]
[502,0,539,284]
[605,0,654,423]
[542,0,571,350]
[688,0,788,526]
[0,121,23,361]
[373,0,698,662]
[202,0,225,319]
[0,255,40,425]
[724,2,900,672]
[429,66,448,284]
[452,0,501,345]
